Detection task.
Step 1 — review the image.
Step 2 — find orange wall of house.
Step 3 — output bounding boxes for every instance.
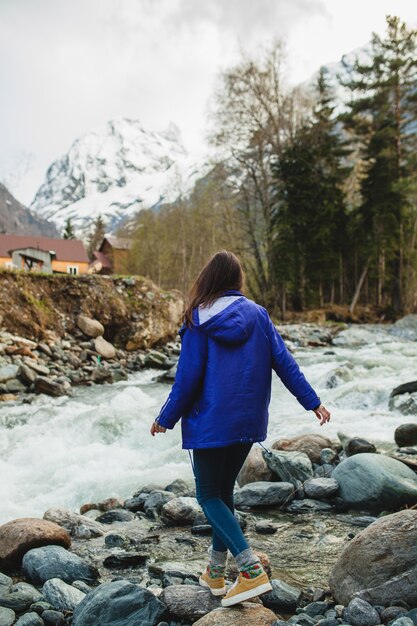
[0,256,11,266]
[52,260,89,274]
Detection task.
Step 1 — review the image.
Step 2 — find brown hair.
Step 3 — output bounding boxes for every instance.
[183,250,245,328]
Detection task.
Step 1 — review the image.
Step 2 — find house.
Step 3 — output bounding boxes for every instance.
[91,236,132,274]
[0,234,89,274]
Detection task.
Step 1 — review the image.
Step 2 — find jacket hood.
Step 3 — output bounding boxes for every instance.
[179,290,256,346]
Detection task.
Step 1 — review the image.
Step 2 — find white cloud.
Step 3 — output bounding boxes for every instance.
[0,0,415,205]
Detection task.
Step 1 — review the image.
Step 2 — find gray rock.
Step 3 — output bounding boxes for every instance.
[14,612,44,626]
[164,479,192,496]
[103,552,149,569]
[143,490,175,519]
[302,601,331,617]
[144,350,168,367]
[331,453,417,509]
[0,571,12,592]
[389,393,417,416]
[77,316,104,338]
[320,448,338,464]
[18,364,37,385]
[0,607,15,626]
[25,360,50,376]
[160,584,220,621]
[34,376,67,397]
[22,545,99,585]
[160,496,203,526]
[72,579,167,626]
[379,607,407,623]
[29,601,54,614]
[314,464,334,477]
[234,481,294,507]
[286,499,333,513]
[391,381,417,398]
[329,509,417,606]
[93,336,116,359]
[96,509,134,524]
[304,478,339,499]
[346,438,376,456]
[390,619,414,626]
[124,493,148,512]
[42,577,86,611]
[395,423,417,448]
[0,364,19,383]
[43,507,105,537]
[345,598,381,626]
[0,582,41,611]
[391,315,417,341]
[263,449,313,484]
[254,521,278,535]
[91,368,113,384]
[261,578,301,611]
[41,609,66,625]
[404,610,417,626]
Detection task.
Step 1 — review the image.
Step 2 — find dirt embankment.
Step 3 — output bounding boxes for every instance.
[0,270,184,349]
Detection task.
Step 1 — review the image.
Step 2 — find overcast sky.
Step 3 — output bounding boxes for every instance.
[0,0,416,205]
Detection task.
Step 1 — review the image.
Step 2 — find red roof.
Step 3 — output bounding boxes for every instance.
[0,235,89,263]
[92,250,112,268]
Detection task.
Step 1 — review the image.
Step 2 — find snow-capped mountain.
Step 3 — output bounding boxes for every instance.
[30,117,200,235]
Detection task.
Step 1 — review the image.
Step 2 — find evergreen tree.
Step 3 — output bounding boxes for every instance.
[63,217,75,239]
[87,214,106,259]
[340,16,417,313]
[271,67,349,313]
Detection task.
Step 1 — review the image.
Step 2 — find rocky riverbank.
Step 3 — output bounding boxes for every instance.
[1,427,417,626]
[0,270,185,402]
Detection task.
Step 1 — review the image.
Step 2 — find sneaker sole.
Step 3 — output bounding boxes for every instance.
[221,581,272,607]
[199,576,226,596]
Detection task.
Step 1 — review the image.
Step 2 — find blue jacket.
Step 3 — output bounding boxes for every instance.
[155,289,321,449]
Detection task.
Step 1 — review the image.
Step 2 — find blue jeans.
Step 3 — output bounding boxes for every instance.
[192,443,252,556]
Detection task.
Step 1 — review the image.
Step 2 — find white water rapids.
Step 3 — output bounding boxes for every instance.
[1,324,416,524]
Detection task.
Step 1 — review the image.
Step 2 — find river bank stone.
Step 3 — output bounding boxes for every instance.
[72,580,167,626]
[160,496,203,526]
[96,509,134,524]
[43,507,105,537]
[193,602,278,625]
[0,583,42,612]
[34,376,67,397]
[304,478,339,499]
[93,336,116,359]
[160,585,220,621]
[22,545,99,585]
[234,481,294,507]
[395,423,417,448]
[331,453,417,509]
[0,517,71,570]
[286,499,333,513]
[14,613,44,626]
[346,438,376,456]
[0,572,12,592]
[262,578,302,611]
[42,578,86,611]
[143,491,176,518]
[77,316,104,338]
[344,598,381,626]
[389,393,417,416]
[329,509,417,605]
[263,449,313,484]
[272,434,335,464]
[237,448,274,486]
[0,607,15,626]
[164,478,193,496]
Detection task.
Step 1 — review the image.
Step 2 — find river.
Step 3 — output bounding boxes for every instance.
[1,323,416,525]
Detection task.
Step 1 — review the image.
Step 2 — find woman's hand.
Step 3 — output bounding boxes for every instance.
[313,404,331,426]
[150,421,167,436]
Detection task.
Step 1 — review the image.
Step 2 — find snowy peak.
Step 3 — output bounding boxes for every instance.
[30,117,196,236]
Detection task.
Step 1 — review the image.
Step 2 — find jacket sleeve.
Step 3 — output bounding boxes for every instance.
[266,313,321,411]
[154,323,208,429]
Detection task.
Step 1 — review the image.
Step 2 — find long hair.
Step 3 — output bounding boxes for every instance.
[183,250,245,328]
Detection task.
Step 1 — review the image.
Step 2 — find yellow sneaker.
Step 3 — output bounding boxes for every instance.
[221,570,272,607]
[199,566,227,596]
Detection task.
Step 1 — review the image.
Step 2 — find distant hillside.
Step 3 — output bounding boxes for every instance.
[0,183,58,237]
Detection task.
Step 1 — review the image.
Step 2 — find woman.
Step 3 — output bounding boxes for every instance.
[151,250,330,607]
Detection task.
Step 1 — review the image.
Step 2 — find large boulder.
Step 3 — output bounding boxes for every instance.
[261,578,302,611]
[331,453,417,510]
[329,509,417,605]
[237,448,274,486]
[272,434,335,464]
[160,585,220,621]
[42,578,86,611]
[22,545,99,585]
[93,336,116,359]
[234,481,294,507]
[77,315,104,338]
[395,423,417,448]
[160,496,203,526]
[193,602,278,625]
[0,518,71,571]
[72,580,167,626]
[263,449,313,484]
